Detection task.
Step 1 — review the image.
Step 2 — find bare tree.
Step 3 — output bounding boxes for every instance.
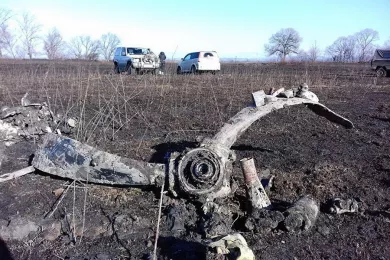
[0,8,12,26]
[68,37,83,59]
[99,33,120,61]
[15,45,26,59]
[326,36,356,62]
[354,29,379,62]
[0,8,12,57]
[18,12,42,59]
[296,50,309,62]
[69,35,99,60]
[307,41,321,62]
[0,24,19,58]
[43,28,65,59]
[264,28,302,62]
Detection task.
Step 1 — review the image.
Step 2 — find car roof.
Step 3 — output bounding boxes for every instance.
[376,49,390,58]
[185,51,217,53]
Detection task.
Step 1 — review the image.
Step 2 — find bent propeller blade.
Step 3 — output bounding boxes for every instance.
[32,133,165,186]
[205,98,354,149]
[305,102,354,129]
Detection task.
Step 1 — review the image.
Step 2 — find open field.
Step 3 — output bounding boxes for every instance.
[0,60,389,259]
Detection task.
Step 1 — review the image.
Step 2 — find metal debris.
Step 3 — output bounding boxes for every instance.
[0,94,82,144]
[245,209,284,234]
[295,83,319,102]
[278,89,294,98]
[251,90,266,107]
[0,101,55,139]
[200,201,234,237]
[32,133,165,186]
[67,118,76,128]
[276,83,319,102]
[207,233,255,260]
[283,195,319,232]
[204,94,353,152]
[271,87,285,97]
[27,87,354,201]
[0,120,19,141]
[326,198,359,214]
[240,158,271,210]
[0,166,35,183]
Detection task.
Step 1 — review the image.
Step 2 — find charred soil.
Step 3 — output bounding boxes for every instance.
[0,60,389,259]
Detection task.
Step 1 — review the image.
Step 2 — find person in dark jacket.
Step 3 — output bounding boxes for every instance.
[159,52,166,73]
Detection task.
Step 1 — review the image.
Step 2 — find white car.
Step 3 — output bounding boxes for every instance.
[113,47,160,75]
[177,51,220,74]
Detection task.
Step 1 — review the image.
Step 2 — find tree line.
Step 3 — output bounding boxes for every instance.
[1,8,390,62]
[265,27,390,63]
[0,9,120,61]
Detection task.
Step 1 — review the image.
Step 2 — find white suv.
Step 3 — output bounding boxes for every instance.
[113,47,160,75]
[177,51,220,74]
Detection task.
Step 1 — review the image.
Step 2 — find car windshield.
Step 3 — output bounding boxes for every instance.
[127,48,150,55]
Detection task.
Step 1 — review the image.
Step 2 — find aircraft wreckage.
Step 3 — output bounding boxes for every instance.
[28,84,353,201]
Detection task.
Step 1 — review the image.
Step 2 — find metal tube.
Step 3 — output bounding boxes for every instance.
[240,158,271,209]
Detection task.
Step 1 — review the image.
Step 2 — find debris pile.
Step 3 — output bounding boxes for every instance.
[0,93,78,145]
[0,93,79,182]
[1,101,55,140]
[245,208,284,234]
[200,202,235,237]
[325,198,359,214]
[282,195,319,232]
[270,83,319,102]
[207,233,255,260]
[0,87,360,259]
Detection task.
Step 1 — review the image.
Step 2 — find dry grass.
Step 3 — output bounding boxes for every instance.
[0,60,382,156]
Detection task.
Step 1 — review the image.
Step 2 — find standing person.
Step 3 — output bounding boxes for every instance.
[159,51,166,74]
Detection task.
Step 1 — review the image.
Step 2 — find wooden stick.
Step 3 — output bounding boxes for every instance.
[45,181,73,218]
[153,183,165,260]
[0,166,35,183]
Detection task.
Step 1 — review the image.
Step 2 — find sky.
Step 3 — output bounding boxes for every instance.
[1,0,389,59]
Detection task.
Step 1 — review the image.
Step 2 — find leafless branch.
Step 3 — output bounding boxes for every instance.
[354,28,379,62]
[0,8,12,26]
[69,35,100,60]
[44,28,66,59]
[99,33,120,61]
[18,12,42,59]
[264,28,302,62]
[326,36,356,62]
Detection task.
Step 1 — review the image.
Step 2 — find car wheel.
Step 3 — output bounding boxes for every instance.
[191,65,197,74]
[127,63,132,75]
[376,68,387,77]
[135,68,140,75]
[113,63,120,74]
[177,67,182,75]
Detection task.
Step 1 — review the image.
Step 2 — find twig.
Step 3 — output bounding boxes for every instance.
[79,172,89,244]
[45,181,74,218]
[153,183,165,260]
[53,254,65,260]
[72,179,77,243]
[0,166,35,183]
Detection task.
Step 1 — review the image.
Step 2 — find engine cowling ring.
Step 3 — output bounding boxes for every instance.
[177,148,225,196]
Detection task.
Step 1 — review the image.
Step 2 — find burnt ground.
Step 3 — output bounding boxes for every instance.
[0,60,389,259]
